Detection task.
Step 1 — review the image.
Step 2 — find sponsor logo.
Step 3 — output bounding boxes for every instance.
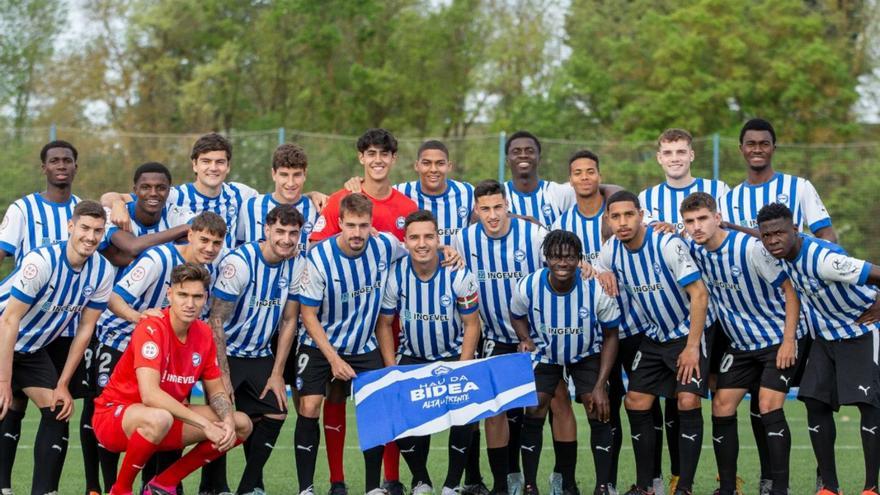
[477,270,524,282]
[402,309,450,323]
[340,281,382,303]
[161,371,196,384]
[433,365,452,376]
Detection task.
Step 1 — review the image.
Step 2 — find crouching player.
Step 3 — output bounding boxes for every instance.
[510,230,621,495]
[93,263,252,495]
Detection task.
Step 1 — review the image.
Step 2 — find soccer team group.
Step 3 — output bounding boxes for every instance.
[0,119,876,495]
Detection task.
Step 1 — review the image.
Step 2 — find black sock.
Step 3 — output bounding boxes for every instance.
[804,398,839,491]
[859,403,880,491]
[398,435,431,486]
[651,399,663,480]
[445,425,472,489]
[464,428,483,485]
[80,398,101,492]
[294,416,320,492]
[98,445,120,490]
[519,416,544,487]
[589,418,612,487]
[238,416,284,493]
[144,450,183,494]
[676,408,703,491]
[0,408,24,489]
[626,409,656,489]
[712,414,738,492]
[608,393,623,486]
[363,445,385,491]
[751,396,772,481]
[554,440,577,491]
[33,407,69,493]
[487,446,509,492]
[761,408,791,494]
[201,452,229,493]
[664,398,680,477]
[507,408,523,474]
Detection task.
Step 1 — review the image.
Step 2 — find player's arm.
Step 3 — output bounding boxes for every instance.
[100,192,135,232]
[299,304,355,380]
[203,376,238,451]
[509,281,535,353]
[303,191,328,212]
[509,315,534,353]
[591,327,619,422]
[720,221,759,238]
[107,225,190,261]
[0,298,29,418]
[598,184,623,200]
[376,313,397,367]
[52,307,104,420]
[774,279,800,369]
[813,226,838,243]
[678,279,709,384]
[459,311,481,361]
[262,299,299,411]
[207,299,236,396]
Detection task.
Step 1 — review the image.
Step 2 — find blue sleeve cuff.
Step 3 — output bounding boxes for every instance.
[859,262,872,285]
[10,287,33,305]
[212,289,239,302]
[379,307,396,316]
[511,312,527,320]
[770,271,788,289]
[600,317,621,329]
[809,218,832,234]
[0,241,15,256]
[299,296,321,307]
[113,285,137,304]
[86,301,108,311]
[677,271,701,288]
[459,305,479,315]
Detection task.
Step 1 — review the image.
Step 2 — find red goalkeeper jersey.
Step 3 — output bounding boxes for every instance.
[310,188,417,242]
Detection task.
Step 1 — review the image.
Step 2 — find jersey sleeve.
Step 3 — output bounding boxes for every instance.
[661,236,701,287]
[9,251,51,305]
[0,203,25,256]
[746,240,788,288]
[817,250,871,285]
[509,277,531,319]
[380,262,401,315]
[596,285,621,329]
[212,253,251,302]
[86,262,115,311]
[235,199,253,244]
[534,225,549,264]
[166,204,196,229]
[800,179,832,233]
[130,319,165,372]
[309,196,340,242]
[453,269,479,315]
[298,255,326,307]
[289,256,307,300]
[716,181,731,199]
[114,254,161,304]
[550,182,576,211]
[231,181,259,203]
[595,238,614,273]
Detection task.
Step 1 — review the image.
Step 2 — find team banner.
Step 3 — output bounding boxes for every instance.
[352,353,538,450]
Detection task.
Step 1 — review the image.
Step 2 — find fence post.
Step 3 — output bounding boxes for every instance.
[497,131,506,183]
[712,132,720,181]
[50,123,57,141]
[278,127,285,146]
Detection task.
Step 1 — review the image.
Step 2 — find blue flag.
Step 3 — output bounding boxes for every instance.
[352,353,537,450]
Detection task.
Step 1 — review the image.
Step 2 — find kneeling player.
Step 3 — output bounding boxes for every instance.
[92,263,252,495]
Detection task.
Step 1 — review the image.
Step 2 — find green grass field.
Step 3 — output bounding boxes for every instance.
[7,399,871,494]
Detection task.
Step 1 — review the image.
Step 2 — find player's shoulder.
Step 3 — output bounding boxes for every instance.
[188,318,214,341]
[225,181,258,196]
[372,231,398,247]
[388,188,418,210]
[135,313,169,339]
[804,234,847,256]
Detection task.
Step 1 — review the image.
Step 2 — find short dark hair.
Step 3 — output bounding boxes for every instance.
[190,211,227,239]
[72,200,106,221]
[404,210,438,232]
[357,128,398,154]
[607,190,641,210]
[272,143,308,171]
[340,193,373,218]
[739,118,777,145]
[417,140,449,160]
[40,140,78,163]
[265,204,304,228]
[542,230,582,260]
[170,262,211,290]
[133,162,172,184]
[568,149,600,172]
[657,128,693,147]
[190,132,232,161]
[756,203,793,225]
[505,130,541,155]
[679,192,717,214]
[474,179,505,200]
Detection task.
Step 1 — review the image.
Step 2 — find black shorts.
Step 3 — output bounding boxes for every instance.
[707,322,728,375]
[627,335,710,398]
[87,342,125,395]
[45,336,91,398]
[294,345,383,397]
[481,339,519,358]
[229,356,286,416]
[534,356,600,399]
[716,339,806,393]
[791,333,813,387]
[798,331,880,410]
[610,333,644,399]
[12,349,58,391]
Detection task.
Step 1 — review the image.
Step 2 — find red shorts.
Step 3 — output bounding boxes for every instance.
[92,401,184,453]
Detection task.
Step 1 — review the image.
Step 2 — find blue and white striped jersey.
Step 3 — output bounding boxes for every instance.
[167,182,258,247]
[298,233,407,355]
[511,268,620,365]
[235,194,318,255]
[719,173,831,233]
[394,180,474,245]
[550,203,605,264]
[688,231,804,351]
[638,178,730,234]
[778,235,878,341]
[0,193,81,265]
[596,238,651,340]
[380,256,479,360]
[212,241,305,358]
[504,180,575,227]
[99,199,193,252]
[599,227,704,343]
[454,218,546,344]
[0,242,114,353]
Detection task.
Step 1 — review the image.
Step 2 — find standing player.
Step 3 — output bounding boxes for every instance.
[510,230,621,495]
[599,191,710,495]
[295,193,408,495]
[207,204,305,494]
[757,203,880,495]
[0,200,115,495]
[376,210,482,495]
[680,193,804,495]
[503,131,574,227]
[91,263,252,495]
[454,180,546,495]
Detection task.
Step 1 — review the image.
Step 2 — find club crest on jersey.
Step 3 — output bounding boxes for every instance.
[730,266,742,278]
[440,295,453,307]
[296,377,304,390]
[141,341,159,360]
[377,261,387,272]
[396,216,406,230]
[578,307,589,319]
[514,249,526,263]
[191,352,202,367]
[314,216,327,232]
[83,285,95,297]
[653,262,662,274]
[98,373,110,388]
[277,277,289,289]
[541,204,553,217]
[303,222,314,234]
[457,206,469,218]
[777,194,789,204]
[227,205,237,217]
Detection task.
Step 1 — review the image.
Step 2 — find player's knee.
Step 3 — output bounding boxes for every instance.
[677,393,702,411]
[525,404,549,420]
[139,408,173,442]
[233,411,253,439]
[624,392,652,410]
[549,393,573,417]
[298,396,322,418]
[757,390,785,414]
[711,392,737,416]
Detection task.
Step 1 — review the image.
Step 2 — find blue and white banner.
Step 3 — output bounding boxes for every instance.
[352,353,537,450]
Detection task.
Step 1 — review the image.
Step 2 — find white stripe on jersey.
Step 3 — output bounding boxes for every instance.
[299,233,404,355]
[511,268,620,364]
[454,218,546,344]
[780,235,878,341]
[394,180,474,245]
[639,178,729,233]
[0,193,81,265]
[236,194,318,255]
[597,238,649,340]
[504,180,574,227]
[167,181,258,247]
[551,203,605,264]
[689,231,803,351]
[100,199,192,252]
[213,242,303,358]
[381,257,479,360]
[720,172,831,233]
[0,242,114,353]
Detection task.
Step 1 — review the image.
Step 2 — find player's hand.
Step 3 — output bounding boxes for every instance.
[330,356,356,381]
[216,418,237,452]
[203,421,228,450]
[776,339,797,370]
[517,339,535,353]
[650,221,676,234]
[305,191,329,211]
[110,200,132,233]
[676,345,701,385]
[588,385,610,422]
[343,177,364,193]
[141,308,165,319]
[857,296,880,325]
[439,246,464,270]
[370,227,380,237]
[50,384,74,421]
[597,272,618,297]
[0,382,12,420]
[260,373,288,412]
[578,261,595,279]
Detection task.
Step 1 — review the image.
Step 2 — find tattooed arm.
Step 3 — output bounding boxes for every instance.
[208,299,236,397]
[204,377,238,451]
